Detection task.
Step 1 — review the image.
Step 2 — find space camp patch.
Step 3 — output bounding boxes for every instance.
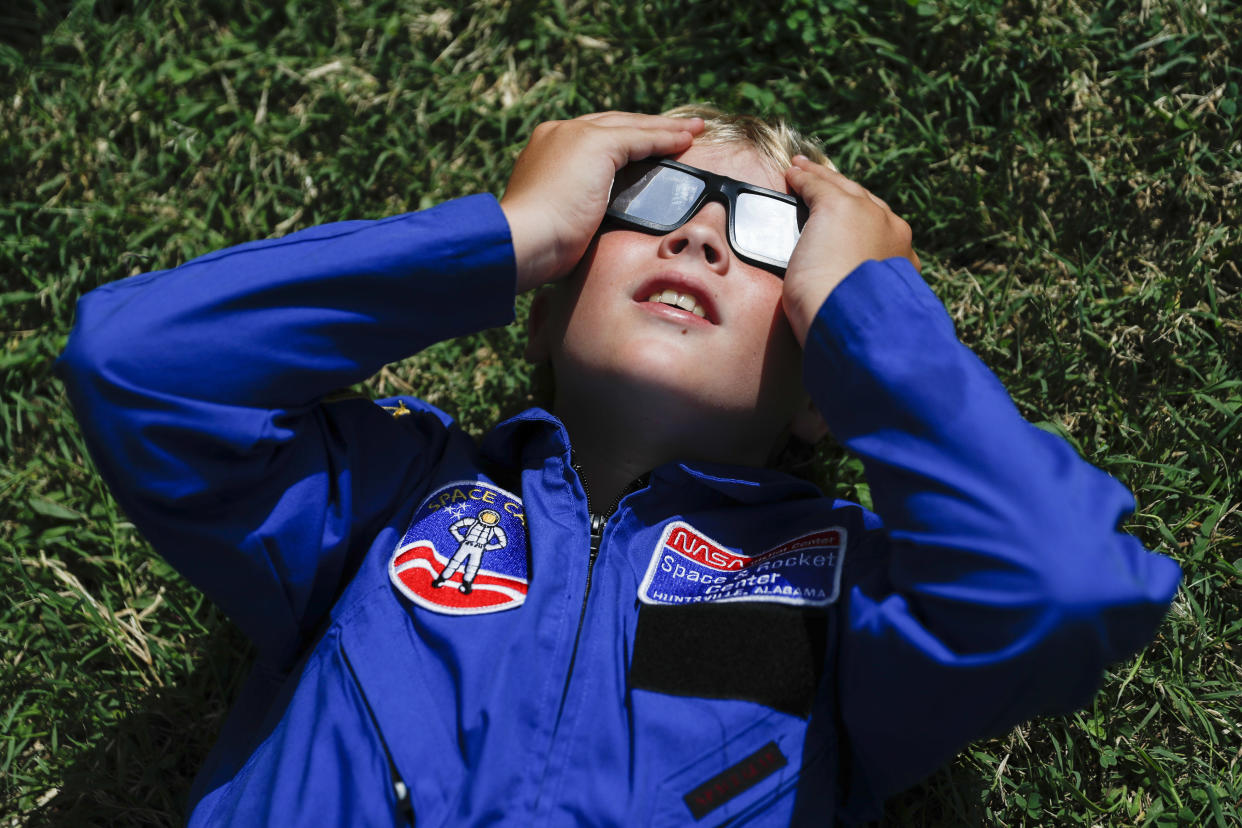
[389,480,528,616]
[638,521,846,608]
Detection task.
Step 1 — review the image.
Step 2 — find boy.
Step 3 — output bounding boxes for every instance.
[59,108,1180,825]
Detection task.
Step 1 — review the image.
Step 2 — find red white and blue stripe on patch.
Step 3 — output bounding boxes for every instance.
[389,480,528,616]
[638,521,846,607]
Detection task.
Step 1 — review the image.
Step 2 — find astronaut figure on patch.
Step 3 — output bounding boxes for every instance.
[433,508,508,594]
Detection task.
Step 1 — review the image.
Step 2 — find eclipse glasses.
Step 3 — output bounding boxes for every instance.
[605,158,808,275]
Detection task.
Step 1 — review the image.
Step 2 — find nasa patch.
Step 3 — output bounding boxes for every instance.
[389,480,528,616]
[638,522,846,608]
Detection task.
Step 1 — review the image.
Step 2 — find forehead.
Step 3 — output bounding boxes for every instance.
[669,143,790,195]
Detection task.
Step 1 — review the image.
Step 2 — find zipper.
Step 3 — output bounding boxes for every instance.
[559,463,648,699]
[533,461,648,815]
[555,464,620,715]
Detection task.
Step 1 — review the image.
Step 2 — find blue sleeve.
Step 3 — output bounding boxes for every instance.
[57,194,516,664]
[803,259,1182,814]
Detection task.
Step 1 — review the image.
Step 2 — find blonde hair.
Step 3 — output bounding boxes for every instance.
[662,104,836,176]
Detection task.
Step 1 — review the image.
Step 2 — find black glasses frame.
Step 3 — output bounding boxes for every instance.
[604,158,809,275]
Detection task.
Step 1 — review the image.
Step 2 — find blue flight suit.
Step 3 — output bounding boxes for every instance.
[58,194,1181,825]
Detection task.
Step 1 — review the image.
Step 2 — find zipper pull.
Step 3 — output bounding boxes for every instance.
[589,512,607,558]
[393,776,414,825]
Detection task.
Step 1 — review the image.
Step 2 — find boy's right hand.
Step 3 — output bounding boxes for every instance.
[500,112,703,293]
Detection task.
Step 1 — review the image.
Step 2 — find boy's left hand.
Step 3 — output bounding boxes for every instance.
[781,156,921,346]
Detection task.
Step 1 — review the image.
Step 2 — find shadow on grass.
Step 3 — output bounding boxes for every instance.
[875,766,990,827]
[22,622,250,828]
[0,0,131,56]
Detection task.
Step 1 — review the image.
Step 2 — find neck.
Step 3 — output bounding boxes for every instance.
[553,386,776,511]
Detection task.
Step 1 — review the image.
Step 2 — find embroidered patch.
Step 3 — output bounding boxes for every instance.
[638,522,846,608]
[389,480,528,615]
[683,741,788,820]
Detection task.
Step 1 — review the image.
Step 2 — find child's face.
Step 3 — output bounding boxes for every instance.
[530,143,807,462]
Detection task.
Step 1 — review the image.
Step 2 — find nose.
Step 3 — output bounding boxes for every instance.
[657,201,730,274]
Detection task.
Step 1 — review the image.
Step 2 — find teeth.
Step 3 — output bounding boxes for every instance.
[647,290,708,320]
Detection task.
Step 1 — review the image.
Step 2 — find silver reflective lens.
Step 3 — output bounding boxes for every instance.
[607,159,806,274]
[611,166,705,226]
[733,192,801,263]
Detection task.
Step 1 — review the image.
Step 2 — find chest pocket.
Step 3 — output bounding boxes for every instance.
[641,702,834,827]
[630,602,837,825]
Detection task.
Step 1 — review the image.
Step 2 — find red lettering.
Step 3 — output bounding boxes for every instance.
[667,525,747,571]
[760,529,844,561]
[682,741,789,819]
[666,524,844,574]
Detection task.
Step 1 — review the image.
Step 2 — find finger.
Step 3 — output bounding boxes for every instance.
[789,156,869,199]
[578,111,706,134]
[785,163,859,208]
[603,124,699,168]
[827,172,868,199]
[812,163,894,214]
[788,158,902,220]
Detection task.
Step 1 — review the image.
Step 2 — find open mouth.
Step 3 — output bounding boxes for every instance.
[645,288,709,319]
[635,275,718,325]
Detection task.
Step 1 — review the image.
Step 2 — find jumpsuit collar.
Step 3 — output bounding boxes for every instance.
[481,407,823,507]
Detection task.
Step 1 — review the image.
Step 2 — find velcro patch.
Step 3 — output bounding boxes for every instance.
[638,522,846,607]
[389,480,528,616]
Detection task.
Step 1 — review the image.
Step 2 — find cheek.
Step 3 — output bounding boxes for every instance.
[555,242,607,327]
[591,226,649,259]
[560,232,649,328]
[742,277,792,345]
[748,280,805,396]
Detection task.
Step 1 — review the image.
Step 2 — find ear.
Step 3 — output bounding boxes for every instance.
[789,395,829,444]
[524,287,554,364]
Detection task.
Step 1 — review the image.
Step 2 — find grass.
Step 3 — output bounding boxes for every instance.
[2,0,1239,824]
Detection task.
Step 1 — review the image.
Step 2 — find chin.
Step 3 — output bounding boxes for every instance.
[610,342,757,403]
